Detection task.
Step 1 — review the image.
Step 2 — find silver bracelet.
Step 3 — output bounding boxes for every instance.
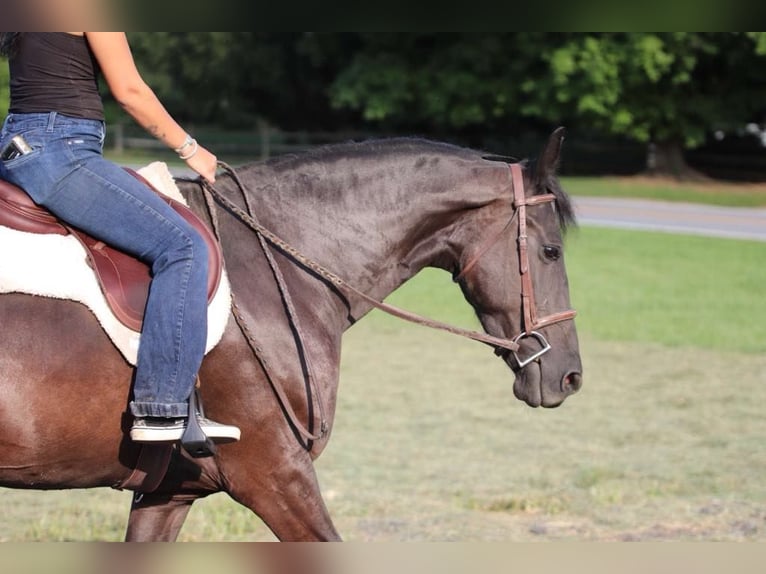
[178,138,199,160]
[173,134,194,154]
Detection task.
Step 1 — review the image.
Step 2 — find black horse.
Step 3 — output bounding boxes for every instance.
[0,128,581,540]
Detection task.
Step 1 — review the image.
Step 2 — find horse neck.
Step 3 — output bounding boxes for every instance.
[239,155,510,303]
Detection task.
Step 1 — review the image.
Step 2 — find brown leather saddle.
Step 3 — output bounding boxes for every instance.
[0,169,223,331]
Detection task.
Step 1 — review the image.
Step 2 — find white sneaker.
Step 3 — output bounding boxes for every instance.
[130,416,241,443]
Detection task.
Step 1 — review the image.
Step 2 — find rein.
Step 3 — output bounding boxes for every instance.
[201,166,326,444]
[202,163,524,352]
[198,161,574,445]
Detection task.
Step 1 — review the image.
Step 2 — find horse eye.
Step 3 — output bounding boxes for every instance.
[542,244,561,261]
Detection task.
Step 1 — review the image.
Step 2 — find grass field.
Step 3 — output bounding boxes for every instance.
[1,218,764,541]
[561,176,766,207]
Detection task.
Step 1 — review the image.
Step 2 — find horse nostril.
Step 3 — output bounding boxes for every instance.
[561,371,582,394]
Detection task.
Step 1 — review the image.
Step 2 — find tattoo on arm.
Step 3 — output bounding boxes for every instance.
[147,124,166,140]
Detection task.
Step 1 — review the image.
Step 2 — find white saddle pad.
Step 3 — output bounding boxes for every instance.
[0,162,231,365]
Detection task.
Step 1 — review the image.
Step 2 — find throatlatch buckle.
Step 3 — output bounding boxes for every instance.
[511,331,552,368]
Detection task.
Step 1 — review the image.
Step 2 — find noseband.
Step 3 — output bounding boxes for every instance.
[455,163,577,367]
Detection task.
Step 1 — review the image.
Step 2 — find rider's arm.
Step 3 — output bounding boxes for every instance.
[84,32,217,183]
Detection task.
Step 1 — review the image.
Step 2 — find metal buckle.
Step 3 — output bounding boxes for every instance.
[511,331,552,368]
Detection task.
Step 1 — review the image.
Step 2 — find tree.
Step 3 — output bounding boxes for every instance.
[534,33,766,179]
[326,33,766,179]
[7,34,764,180]
[327,33,544,135]
[0,59,9,117]
[125,33,250,127]
[126,33,357,130]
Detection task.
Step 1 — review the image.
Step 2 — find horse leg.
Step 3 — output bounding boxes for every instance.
[124,492,196,541]
[225,450,341,541]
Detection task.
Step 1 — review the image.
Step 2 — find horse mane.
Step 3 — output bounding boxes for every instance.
[258,137,477,171]
[240,136,577,232]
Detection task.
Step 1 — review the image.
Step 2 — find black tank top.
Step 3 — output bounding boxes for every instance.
[9,33,104,121]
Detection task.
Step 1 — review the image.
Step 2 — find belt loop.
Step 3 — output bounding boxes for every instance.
[46,112,57,133]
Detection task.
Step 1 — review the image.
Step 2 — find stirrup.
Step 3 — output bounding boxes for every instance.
[181,388,217,458]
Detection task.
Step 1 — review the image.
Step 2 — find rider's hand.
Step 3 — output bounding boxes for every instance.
[185,145,217,184]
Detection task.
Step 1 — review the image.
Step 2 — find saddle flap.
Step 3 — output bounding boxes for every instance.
[70,231,152,332]
[0,167,224,333]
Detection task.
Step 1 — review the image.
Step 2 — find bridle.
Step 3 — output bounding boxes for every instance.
[455,163,577,368]
[199,161,576,446]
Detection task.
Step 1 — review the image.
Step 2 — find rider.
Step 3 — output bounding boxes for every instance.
[0,33,240,444]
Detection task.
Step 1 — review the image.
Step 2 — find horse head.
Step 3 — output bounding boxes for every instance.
[454,127,582,407]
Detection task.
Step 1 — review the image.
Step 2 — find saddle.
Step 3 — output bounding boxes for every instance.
[0,169,223,332]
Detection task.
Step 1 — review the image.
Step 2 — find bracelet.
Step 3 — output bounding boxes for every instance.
[178,138,198,160]
[173,134,194,154]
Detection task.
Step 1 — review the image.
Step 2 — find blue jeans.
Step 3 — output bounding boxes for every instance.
[0,112,208,418]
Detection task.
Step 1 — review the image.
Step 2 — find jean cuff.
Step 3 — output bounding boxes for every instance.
[130,400,189,418]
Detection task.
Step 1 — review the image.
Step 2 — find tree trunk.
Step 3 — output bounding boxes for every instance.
[645,139,711,181]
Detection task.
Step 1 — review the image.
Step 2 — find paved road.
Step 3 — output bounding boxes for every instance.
[573,197,766,242]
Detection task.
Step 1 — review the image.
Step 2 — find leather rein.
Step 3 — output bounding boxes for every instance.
[199,161,575,444]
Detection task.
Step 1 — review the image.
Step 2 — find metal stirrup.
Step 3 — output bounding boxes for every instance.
[180,388,216,458]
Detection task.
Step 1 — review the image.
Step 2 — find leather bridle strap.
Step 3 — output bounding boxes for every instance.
[510,164,577,333]
[455,165,554,284]
[513,163,539,333]
[456,163,576,367]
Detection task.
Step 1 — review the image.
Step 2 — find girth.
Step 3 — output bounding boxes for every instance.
[0,169,223,331]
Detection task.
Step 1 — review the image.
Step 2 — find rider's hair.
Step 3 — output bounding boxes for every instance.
[0,33,21,58]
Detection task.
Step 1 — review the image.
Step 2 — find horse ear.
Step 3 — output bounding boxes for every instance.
[535,126,566,184]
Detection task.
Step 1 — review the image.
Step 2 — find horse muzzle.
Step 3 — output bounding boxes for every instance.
[507,343,583,408]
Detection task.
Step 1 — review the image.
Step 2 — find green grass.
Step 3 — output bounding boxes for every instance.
[565,227,766,353]
[377,227,766,354]
[324,332,766,541]
[321,231,766,540]
[561,176,766,207]
[1,225,764,541]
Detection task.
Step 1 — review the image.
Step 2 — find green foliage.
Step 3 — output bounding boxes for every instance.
[521,33,766,148]
[747,32,766,55]
[5,34,766,159]
[329,33,530,131]
[126,33,256,127]
[0,58,9,117]
[126,32,354,130]
[324,33,766,151]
